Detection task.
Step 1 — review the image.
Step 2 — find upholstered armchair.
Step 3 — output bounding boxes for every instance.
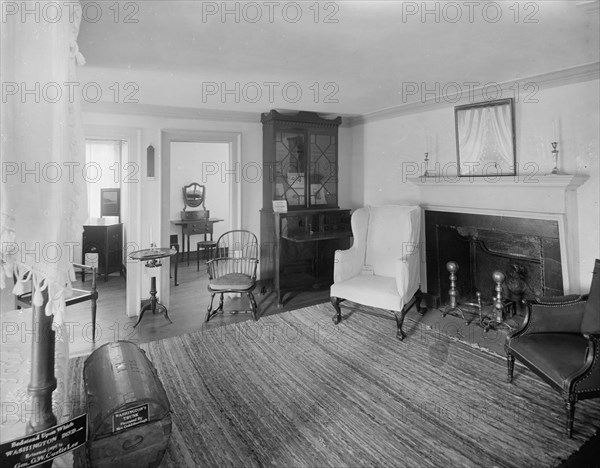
[505,259,600,437]
[330,205,425,340]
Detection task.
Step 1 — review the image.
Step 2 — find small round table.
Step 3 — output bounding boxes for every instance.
[130,247,177,328]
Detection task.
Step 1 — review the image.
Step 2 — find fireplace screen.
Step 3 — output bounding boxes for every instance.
[425,211,563,309]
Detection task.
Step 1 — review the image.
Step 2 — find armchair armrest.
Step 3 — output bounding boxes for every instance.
[510,298,587,339]
[333,246,363,283]
[535,294,584,305]
[395,252,419,297]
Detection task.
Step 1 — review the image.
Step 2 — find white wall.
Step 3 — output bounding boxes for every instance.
[352,79,600,293]
[170,142,231,241]
[82,109,354,315]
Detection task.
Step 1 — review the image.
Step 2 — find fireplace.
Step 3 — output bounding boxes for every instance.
[425,210,563,308]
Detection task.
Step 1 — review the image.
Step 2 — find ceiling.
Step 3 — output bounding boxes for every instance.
[77,0,600,116]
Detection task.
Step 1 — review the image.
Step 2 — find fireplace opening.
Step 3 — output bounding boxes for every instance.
[425,210,563,314]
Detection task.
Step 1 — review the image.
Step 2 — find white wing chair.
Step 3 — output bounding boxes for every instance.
[330,205,425,340]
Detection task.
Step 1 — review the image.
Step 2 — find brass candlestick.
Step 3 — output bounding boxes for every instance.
[423,152,429,177]
[551,142,560,175]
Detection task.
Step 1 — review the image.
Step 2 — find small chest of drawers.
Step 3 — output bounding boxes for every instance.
[82,222,123,281]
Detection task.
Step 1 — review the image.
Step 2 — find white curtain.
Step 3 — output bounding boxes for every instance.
[86,140,122,219]
[1,2,87,322]
[458,104,514,175]
[0,1,87,446]
[457,107,486,168]
[488,104,514,169]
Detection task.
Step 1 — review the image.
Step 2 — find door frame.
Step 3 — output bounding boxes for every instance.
[83,125,142,318]
[160,129,242,265]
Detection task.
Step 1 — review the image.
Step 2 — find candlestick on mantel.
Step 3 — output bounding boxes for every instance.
[551,141,561,175]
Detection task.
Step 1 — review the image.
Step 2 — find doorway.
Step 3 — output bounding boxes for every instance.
[170,142,231,242]
[160,130,242,300]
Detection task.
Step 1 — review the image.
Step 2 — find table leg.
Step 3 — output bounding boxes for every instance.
[134,275,173,327]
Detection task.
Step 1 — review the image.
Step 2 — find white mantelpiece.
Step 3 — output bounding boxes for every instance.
[408,174,589,294]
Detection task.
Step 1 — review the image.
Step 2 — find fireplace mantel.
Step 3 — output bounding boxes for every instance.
[408,174,589,294]
[408,174,587,189]
[407,174,588,216]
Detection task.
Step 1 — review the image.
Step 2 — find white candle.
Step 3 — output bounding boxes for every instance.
[552,119,558,142]
[149,226,153,246]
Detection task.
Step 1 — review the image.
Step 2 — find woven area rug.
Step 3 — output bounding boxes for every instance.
[68,303,600,467]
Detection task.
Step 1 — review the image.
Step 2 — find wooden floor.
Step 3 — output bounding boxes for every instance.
[1,258,516,358]
[21,260,333,357]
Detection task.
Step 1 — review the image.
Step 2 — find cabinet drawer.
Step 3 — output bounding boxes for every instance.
[184,223,212,235]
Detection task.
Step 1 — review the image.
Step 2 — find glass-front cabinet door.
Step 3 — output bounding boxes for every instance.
[262,110,341,211]
[274,129,306,208]
[309,133,337,207]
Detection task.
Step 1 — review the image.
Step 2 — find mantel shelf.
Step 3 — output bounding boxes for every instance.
[407,174,589,190]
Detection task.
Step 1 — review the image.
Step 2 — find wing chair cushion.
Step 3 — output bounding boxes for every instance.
[330,275,403,311]
[365,205,419,278]
[508,333,589,389]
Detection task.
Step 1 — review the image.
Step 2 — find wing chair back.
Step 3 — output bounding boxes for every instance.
[581,258,600,334]
[364,205,421,278]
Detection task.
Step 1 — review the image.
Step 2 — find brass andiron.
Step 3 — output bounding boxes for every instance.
[493,271,505,323]
[551,141,561,175]
[441,261,470,324]
[481,270,516,333]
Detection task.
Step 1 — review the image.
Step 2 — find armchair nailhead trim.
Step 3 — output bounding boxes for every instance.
[574,338,600,394]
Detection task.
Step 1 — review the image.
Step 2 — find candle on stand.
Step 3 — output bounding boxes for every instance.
[552,118,558,142]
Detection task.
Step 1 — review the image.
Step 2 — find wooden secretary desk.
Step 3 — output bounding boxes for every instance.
[260,110,352,305]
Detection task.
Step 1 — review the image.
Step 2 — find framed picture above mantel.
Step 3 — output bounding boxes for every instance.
[455,98,516,177]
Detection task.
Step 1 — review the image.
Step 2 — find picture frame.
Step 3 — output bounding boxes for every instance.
[100,188,121,219]
[455,98,516,177]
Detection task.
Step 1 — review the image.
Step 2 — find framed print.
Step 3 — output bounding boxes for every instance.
[100,188,121,219]
[455,98,516,177]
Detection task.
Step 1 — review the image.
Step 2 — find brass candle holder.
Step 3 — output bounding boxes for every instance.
[423,152,429,177]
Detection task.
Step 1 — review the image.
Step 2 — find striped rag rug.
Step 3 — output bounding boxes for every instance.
[68,303,600,467]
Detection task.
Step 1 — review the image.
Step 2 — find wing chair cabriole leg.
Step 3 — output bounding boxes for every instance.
[395,291,424,341]
[331,296,345,324]
[507,354,515,382]
[566,396,577,438]
[415,288,427,315]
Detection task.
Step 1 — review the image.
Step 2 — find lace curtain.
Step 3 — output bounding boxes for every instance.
[1,2,87,323]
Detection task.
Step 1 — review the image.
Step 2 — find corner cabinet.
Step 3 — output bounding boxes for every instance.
[261,110,341,210]
[260,111,352,305]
